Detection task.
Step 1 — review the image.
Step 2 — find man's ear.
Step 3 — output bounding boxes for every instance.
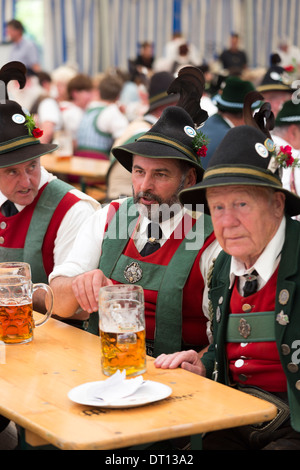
[184,167,197,188]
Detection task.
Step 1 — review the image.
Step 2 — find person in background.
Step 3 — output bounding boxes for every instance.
[201,76,257,168]
[272,100,300,206]
[130,41,155,80]
[155,95,300,450]
[30,71,63,144]
[256,61,294,117]
[75,69,128,160]
[59,73,94,151]
[219,32,247,75]
[6,19,40,72]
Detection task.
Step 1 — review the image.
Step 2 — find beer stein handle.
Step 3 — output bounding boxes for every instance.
[32,283,54,327]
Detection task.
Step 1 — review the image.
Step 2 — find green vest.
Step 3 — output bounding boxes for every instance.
[202,216,300,432]
[88,197,213,357]
[0,179,74,283]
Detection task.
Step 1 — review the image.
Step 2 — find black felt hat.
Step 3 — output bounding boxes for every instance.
[179,94,300,217]
[112,106,205,181]
[257,66,294,93]
[147,71,179,112]
[112,66,209,183]
[0,61,57,168]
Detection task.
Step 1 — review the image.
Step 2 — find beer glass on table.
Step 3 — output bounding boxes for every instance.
[99,284,146,377]
[0,262,53,344]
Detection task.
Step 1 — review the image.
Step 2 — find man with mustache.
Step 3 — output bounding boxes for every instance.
[49,104,221,357]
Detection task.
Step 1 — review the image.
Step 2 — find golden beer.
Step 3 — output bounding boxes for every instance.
[100,328,146,377]
[0,302,34,344]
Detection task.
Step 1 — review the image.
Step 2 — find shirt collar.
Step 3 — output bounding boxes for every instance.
[229,216,286,288]
[138,206,186,241]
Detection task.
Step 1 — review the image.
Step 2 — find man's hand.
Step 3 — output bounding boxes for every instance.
[71,269,113,313]
[154,349,206,376]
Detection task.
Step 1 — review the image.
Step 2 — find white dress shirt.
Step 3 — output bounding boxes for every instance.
[49,198,221,339]
[229,216,286,293]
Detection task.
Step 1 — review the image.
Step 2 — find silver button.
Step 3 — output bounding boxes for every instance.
[287,362,299,373]
[235,359,244,368]
[0,236,4,244]
[0,221,6,229]
[281,344,290,355]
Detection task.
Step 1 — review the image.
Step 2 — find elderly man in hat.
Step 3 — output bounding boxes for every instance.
[106,71,180,201]
[0,62,99,315]
[0,62,99,439]
[154,96,300,449]
[201,76,256,169]
[49,67,221,358]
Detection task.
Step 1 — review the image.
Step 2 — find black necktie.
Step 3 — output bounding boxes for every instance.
[243,270,258,297]
[140,223,162,257]
[1,200,18,217]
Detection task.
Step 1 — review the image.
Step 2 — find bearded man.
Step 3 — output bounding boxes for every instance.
[49,70,221,357]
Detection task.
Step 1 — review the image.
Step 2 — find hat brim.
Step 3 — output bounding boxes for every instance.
[112,140,204,182]
[179,169,300,217]
[147,93,179,113]
[256,84,294,93]
[0,142,57,168]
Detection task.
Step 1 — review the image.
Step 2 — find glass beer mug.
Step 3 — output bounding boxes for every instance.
[99,284,146,377]
[0,262,53,344]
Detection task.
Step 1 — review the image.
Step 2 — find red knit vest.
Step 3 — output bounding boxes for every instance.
[227,267,287,392]
[0,183,80,276]
[106,202,216,348]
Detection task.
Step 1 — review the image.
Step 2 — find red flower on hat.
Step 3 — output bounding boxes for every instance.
[268,143,299,173]
[279,145,294,167]
[192,131,210,159]
[196,145,208,158]
[32,128,44,138]
[284,65,296,74]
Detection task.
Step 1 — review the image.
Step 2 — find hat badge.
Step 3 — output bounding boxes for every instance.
[255,142,269,158]
[184,125,196,138]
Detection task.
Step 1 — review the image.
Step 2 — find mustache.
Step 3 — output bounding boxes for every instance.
[134,191,163,205]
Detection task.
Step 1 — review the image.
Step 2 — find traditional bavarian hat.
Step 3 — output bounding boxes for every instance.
[111,66,209,183]
[179,91,300,217]
[0,61,57,168]
[147,71,179,112]
[275,99,300,126]
[257,65,294,94]
[213,76,257,113]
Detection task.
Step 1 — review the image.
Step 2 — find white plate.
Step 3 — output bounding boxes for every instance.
[68,380,172,408]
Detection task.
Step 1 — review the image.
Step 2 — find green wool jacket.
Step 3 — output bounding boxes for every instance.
[201,216,300,432]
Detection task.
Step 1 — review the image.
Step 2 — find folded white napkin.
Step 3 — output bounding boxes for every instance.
[88,370,144,402]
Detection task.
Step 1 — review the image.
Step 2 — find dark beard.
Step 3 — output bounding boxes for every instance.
[133,183,185,222]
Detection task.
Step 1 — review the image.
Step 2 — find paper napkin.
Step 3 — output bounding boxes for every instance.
[88,370,144,402]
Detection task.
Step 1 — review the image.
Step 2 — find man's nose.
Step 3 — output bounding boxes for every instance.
[140,173,154,192]
[18,171,31,186]
[222,208,240,226]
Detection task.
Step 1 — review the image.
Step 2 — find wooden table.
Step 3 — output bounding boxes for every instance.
[0,314,277,451]
[41,154,110,181]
